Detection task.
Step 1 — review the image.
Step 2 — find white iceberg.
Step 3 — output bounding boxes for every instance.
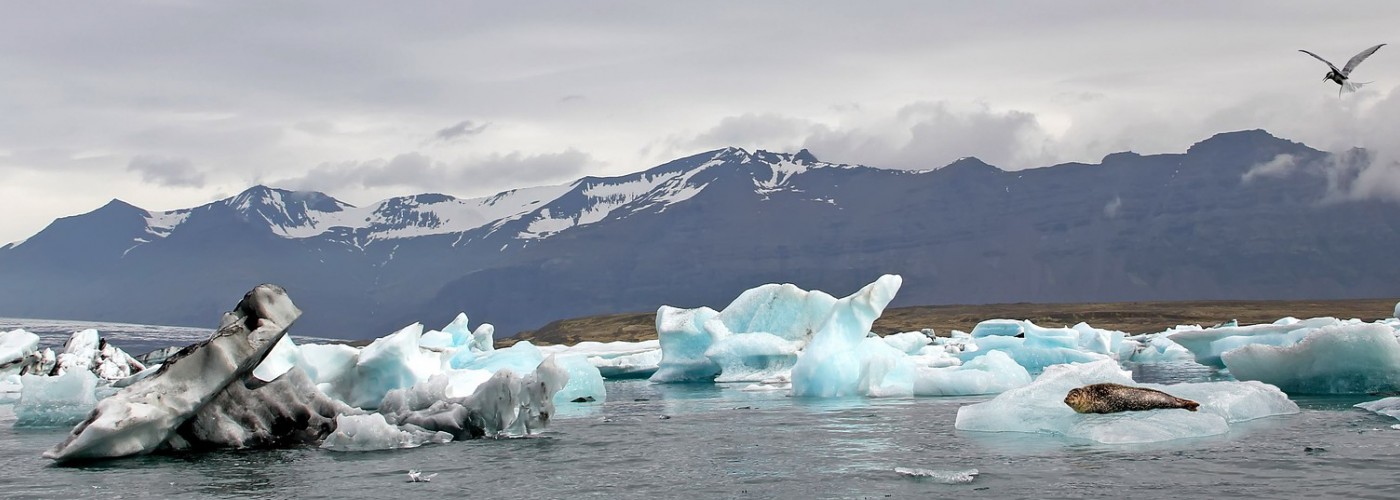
[914,350,1031,396]
[704,333,802,383]
[790,275,913,397]
[954,359,1297,444]
[1168,317,1346,368]
[14,370,103,427]
[0,329,40,375]
[1220,323,1400,394]
[320,413,452,452]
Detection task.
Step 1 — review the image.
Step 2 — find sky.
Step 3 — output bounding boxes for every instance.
[3,1,1400,244]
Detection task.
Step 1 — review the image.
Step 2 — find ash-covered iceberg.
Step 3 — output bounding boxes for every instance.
[50,329,145,381]
[953,360,1298,444]
[45,284,302,462]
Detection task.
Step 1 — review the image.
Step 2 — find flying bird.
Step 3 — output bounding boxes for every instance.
[1299,44,1386,97]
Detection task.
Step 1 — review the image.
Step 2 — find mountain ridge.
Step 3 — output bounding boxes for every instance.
[1,129,1395,339]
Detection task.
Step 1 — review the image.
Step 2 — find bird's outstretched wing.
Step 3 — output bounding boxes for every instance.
[1298,49,1342,74]
[1342,43,1385,76]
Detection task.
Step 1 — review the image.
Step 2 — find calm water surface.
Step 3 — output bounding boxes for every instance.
[2,321,1399,499]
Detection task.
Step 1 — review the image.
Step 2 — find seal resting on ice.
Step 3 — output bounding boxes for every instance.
[1063,383,1199,414]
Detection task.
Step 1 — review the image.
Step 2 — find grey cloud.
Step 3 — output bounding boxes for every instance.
[1242,154,1299,183]
[126,155,206,188]
[1104,196,1122,218]
[685,113,814,152]
[802,102,1053,170]
[277,149,592,196]
[433,120,490,143]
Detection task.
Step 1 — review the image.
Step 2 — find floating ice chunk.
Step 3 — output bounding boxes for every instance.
[893,467,979,484]
[1221,323,1400,394]
[48,329,143,380]
[1125,332,1196,363]
[971,319,1023,338]
[298,343,360,401]
[1071,322,1126,356]
[914,350,1031,396]
[320,413,452,452]
[588,349,662,379]
[709,282,839,344]
[14,370,100,427]
[44,284,300,462]
[791,275,912,397]
[251,335,304,383]
[954,360,1296,444]
[348,323,439,409]
[0,329,40,375]
[551,354,606,404]
[649,306,722,383]
[883,332,933,355]
[1394,301,1400,320]
[419,314,462,349]
[962,335,1110,374]
[1168,317,1345,368]
[704,333,802,383]
[470,324,495,353]
[1023,321,1079,349]
[1356,397,1400,421]
[417,329,452,349]
[457,340,543,374]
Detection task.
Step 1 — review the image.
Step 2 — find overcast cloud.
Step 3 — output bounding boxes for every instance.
[1,1,1399,243]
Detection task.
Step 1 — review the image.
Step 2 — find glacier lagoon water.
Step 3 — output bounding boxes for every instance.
[4,321,1400,499]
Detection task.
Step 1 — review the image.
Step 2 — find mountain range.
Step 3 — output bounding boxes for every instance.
[1,129,1397,339]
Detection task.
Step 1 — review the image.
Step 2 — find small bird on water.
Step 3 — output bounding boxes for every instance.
[1298,44,1386,97]
[406,470,437,482]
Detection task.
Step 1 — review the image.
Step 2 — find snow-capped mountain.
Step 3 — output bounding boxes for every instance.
[2,130,1397,340]
[79,147,852,253]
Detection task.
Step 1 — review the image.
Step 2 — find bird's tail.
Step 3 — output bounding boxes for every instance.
[1342,80,1370,94]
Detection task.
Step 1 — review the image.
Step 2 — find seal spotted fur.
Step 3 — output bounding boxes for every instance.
[1063,383,1199,414]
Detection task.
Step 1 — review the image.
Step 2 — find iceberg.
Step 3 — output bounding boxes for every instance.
[960,335,1110,374]
[0,329,40,375]
[704,333,802,383]
[1168,317,1345,368]
[346,323,440,409]
[550,354,606,404]
[320,413,452,452]
[44,329,145,381]
[14,370,103,427]
[1356,397,1400,422]
[893,467,979,484]
[954,360,1297,444]
[790,275,913,397]
[649,306,722,383]
[176,366,353,449]
[914,350,1031,396]
[970,319,1023,338]
[44,284,301,462]
[1220,323,1400,394]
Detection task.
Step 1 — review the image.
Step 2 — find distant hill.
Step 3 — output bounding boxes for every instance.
[2,129,1398,339]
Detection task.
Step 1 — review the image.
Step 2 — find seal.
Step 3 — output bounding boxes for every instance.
[1063,383,1199,414]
